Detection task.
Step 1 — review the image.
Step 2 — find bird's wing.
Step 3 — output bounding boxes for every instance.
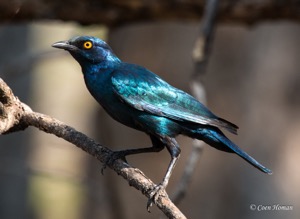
[111,66,238,134]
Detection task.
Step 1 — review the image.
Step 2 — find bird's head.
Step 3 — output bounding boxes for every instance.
[52,36,120,68]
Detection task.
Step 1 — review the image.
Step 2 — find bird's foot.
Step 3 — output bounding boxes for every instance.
[101,151,128,174]
[146,183,168,212]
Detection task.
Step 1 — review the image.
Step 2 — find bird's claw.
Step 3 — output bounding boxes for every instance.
[101,151,128,174]
[146,183,167,212]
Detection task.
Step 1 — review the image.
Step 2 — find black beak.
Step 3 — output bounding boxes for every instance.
[52,40,76,51]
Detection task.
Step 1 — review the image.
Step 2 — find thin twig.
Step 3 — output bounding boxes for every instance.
[0,78,186,219]
[171,0,220,205]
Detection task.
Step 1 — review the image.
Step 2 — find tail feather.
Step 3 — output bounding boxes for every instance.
[199,128,272,174]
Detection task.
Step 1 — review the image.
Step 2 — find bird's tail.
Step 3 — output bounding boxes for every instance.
[195,128,272,174]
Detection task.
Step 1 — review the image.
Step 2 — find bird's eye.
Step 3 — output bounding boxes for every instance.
[83,41,93,50]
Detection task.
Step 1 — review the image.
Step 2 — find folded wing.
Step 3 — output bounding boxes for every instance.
[111,65,238,134]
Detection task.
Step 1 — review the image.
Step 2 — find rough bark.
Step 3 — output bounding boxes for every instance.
[0,77,187,219]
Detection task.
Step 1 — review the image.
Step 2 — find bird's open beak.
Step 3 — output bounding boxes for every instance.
[52,41,76,51]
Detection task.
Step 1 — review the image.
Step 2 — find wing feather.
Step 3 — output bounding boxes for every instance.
[111,66,238,134]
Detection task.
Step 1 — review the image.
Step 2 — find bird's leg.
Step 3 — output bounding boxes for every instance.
[147,137,181,212]
[101,142,164,174]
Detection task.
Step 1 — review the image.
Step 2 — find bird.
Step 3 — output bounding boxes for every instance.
[52,36,272,208]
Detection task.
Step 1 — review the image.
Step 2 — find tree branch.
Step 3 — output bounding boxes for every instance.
[1,0,300,26]
[171,0,220,205]
[0,77,186,219]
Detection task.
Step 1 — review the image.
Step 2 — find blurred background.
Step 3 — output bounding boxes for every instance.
[0,1,299,219]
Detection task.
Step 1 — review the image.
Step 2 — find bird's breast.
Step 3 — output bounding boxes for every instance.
[84,72,143,129]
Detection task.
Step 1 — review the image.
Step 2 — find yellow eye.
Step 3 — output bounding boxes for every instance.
[83,41,93,49]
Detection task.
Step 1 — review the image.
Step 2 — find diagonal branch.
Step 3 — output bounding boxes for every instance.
[0,77,186,219]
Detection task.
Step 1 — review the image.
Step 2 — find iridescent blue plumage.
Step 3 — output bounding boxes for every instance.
[52,36,272,206]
